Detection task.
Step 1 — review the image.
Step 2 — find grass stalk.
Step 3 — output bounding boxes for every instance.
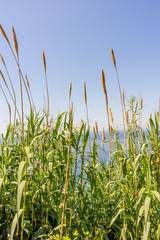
[101,69,111,181]
[42,51,49,128]
[111,47,127,153]
[60,102,73,239]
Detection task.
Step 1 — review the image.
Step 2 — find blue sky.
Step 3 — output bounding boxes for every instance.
[0,0,160,132]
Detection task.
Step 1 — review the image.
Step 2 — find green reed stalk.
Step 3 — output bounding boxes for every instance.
[60,102,73,239]
[84,81,91,154]
[101,69,111,181]
[42,51,49,128]
[111,48,127,154]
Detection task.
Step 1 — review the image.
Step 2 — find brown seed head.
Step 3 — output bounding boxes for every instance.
[140,97,143,109]
[95,121,98,134]
[109,108,114,124]
[42,51,46,74]
[93,126,96,137]
[69,82,72,101]
[0,70,7,86]
[149,113,152,119]
[11,26,18,58]
[0,25,10,45]
[102,127,105,142]
[126,112,129,125]
[25,74,30,88]
[101,69,106,94]
[122,88,125,103]
[111,47,116,68]
[84,81,87,104]
[70,102,73,115]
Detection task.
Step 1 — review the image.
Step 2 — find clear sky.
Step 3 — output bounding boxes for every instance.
[0,0,160,132]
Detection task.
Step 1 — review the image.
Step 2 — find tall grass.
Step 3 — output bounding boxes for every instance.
[0,25,160,240]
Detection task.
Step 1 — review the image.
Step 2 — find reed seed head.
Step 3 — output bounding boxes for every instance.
[69,82,72,101]
[102,127,105,142]
[93,126,96,137]
[122,88,125,103]
[84,81,87,104]
[11,26,18,58]
[42,51,46,74]
[0,25,10,45]
[95,121,98,134]
[111,47,116,68]
[140,97,143,109]
[70,102,73,115]
[109,108,114,124]
[101,69,106,95]
[126,112,129,125]
[25,74,30,88]
[149,113,152,119]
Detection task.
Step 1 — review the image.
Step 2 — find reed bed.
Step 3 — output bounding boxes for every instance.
[0,25,160,240]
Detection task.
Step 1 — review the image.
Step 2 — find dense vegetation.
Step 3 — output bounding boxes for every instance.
[0,25,160,239]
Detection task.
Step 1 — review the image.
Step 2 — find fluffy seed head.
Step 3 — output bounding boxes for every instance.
[102,127,105,142]
[0,25,10,45]
[95,121,98,134]
[111,47,116,68]
[25,74,30,88]
[69,82,72,101]
[42,51,46,74]
[109,108,114,124]
[84,81,87,104]
[11,26,18,58]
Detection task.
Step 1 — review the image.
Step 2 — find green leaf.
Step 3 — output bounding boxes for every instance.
[151,190,160,202]
[144,196,151,226]
[135,154,142,165]
[10,209,23,240]
[18,161,26,183]
[5,123,11,142]
[17,180,26,211]
[142,221,151,240]
[109,209,124,227]
[0,178,3,191]
[137,205,144,226]
[31,225,46,240]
